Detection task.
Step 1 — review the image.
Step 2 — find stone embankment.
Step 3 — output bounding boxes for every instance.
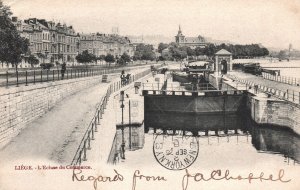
[0,75,104,149]
[220,72,300,135]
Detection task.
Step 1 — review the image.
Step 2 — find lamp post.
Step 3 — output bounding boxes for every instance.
[120,91,125,159]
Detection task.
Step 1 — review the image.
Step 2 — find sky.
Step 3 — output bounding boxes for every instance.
[3,0,300,49]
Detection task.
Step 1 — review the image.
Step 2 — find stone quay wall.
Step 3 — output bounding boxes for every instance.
[249,96,300,134]
[0,66,152,154]
[210,73,300,135]
[0,75,104,149]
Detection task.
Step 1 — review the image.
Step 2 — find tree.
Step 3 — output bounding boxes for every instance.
[141,51,156,61]
[261,48,269,57]
[37,52,46,64]
[171,48,187,60]
[28,55,39,67]
[99,54,106,61]
[117,58,126,65]
[75,50,96,66]
[277,50,287,60]
[96,55,106,65]
[40,63,54,70]
[0,1,29,70]
[203,44,216,58]
[186,47,196,57]
[134,44,156,61]
[104,54,115,66]
[195,47,205,56]
[158,43,169,53]
[121,53,131,63]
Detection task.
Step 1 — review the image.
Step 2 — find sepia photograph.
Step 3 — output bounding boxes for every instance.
[0,0,299,189]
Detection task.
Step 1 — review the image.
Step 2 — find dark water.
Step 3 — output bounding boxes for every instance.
[109,112,300,167]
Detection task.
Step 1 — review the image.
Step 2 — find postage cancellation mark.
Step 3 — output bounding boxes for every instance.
[153,134,199,170]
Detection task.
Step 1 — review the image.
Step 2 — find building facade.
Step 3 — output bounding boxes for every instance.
[175,25,207,49]
[11,17,135,68]
[12,17,80,67]
[79,33,134,57]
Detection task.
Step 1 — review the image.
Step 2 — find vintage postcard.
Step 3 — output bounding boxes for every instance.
[0,0,299,189]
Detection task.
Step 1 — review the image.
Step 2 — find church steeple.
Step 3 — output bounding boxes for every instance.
[178,25,182,35]
[175,25,185,44]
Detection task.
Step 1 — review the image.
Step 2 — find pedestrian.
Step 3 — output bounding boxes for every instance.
[61,62,66,80]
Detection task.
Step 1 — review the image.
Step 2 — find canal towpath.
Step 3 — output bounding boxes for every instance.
[227,71,300,104]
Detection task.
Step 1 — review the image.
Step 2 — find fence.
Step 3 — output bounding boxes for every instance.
[70,68,152,165]
[0,64,161,87]
[142,89,245,96]
[262,72,300,86]
[227,74,300,105]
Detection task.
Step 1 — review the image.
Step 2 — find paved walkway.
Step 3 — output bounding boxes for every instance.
[84,72,152,166]
[0,80,111,164]
[230,71,300,92]
[0,66,152,166]
[227,71,300,104]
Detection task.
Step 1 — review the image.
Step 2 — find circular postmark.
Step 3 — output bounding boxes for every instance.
[153,134,199,170]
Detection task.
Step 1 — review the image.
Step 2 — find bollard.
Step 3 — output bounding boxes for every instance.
[52,70,54,81]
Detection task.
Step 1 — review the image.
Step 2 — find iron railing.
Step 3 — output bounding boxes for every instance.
[142,89,245,96]
[70,68,152,165]
[227,74,300,105]
[0,64,162,87]
[143,83,217,91]
[262,72,300,86]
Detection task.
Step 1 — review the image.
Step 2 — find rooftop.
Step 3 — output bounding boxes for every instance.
[184,35,206,44]
[215,49,232,55]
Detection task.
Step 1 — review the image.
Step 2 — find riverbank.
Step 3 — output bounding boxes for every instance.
[223,71,300,135]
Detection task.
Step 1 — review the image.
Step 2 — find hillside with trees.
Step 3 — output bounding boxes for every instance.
[158,42,269,61]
